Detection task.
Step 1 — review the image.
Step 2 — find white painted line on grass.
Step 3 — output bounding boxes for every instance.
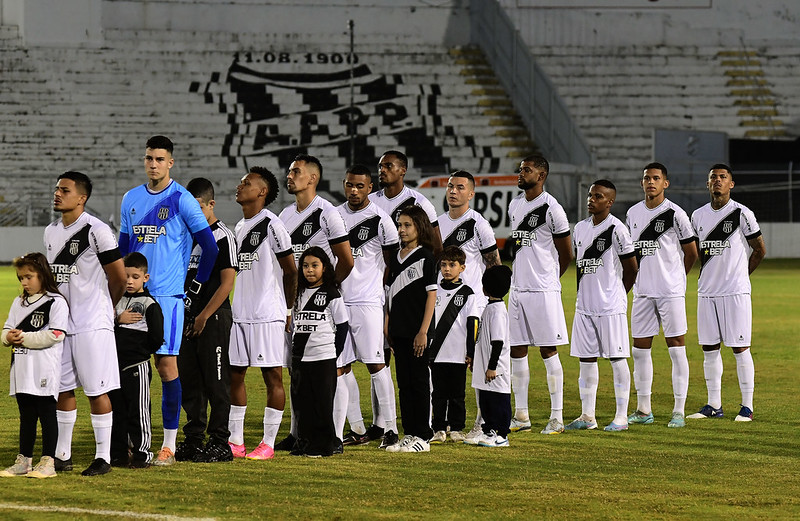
[0,503,216,520]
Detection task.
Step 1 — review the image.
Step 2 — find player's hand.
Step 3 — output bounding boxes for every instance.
[413,332,426,357]
[186,313,208,337]
[118,310,143,324]
[285,311,293,333]
[485,368,497,384]
[6,329,24,346]
[184,279,203,316]
[465,356,473,371]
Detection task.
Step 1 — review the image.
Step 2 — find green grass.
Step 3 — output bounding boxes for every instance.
[0,260,798,520]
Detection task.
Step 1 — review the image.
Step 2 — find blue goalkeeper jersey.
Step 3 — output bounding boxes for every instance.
[120,180,211,297]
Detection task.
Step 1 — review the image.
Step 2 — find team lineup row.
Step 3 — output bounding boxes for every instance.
[1,139,765,476]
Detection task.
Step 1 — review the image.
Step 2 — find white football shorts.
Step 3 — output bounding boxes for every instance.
[570,313,630,359]
[229,321,288,368]
[344,304,385,365]
[508,289,569,347]
[631,295,688,339]
[60,329,121,396]
[697,294,752,348]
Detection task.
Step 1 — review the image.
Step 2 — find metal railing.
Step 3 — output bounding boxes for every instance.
[470,0,593,167]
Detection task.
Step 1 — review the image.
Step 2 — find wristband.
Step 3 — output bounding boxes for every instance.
[287,308,293,316]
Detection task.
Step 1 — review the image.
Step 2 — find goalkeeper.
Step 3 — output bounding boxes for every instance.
[118,135,218,466]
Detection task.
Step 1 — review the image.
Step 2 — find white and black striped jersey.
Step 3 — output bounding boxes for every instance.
[336,202,399,305]
[626,199,695,298]
[509,191,571,292]
[369,185,439,227]
[185,220,238,311]
[430,280,479,364]
[115,288,164,368]
[232,208,293,323]
[692,199,761,297]
[292,286,349,362]
[386,246,438,340]
[4,292,68,398]
[44,212,122,333]
[573,214,635,315]
[438,208,497,301]
[471,301,510,394]
[279,195,349,265]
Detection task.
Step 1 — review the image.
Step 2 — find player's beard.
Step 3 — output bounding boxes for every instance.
[518,180,536,190]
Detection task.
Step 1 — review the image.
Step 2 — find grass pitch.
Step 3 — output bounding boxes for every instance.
[0,260,798,520]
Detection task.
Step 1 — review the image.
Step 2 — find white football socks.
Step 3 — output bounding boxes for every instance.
[610,359,631,425]
[578,361,598,419]
[55,408,77,461]
[343,371,366,434]
[734,349,755,409]
[333,375,349,440]
[371,367,397,433]
[631,347,653,415]
[228,405,246,445]
[543,353,564,423]
[702,349,723,409]
[91,412,113,464]
[510,355,530,420]
[262,407,283,447]
[668,346,689,414]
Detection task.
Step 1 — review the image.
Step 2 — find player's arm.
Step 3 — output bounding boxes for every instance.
[330,239,354,283]
[382,243,399,285]
[414,289,437,357]
[190,227,220,285]
[554,233,573,276]
[465,316,479,370]
[680,238,699,274]
[621,254,638,294]
[481,248,501,269]
[747,234,766,274]
[102,257,127,306]
[188,267,235,337]
[278,251,298,312]
[145,301,165,353]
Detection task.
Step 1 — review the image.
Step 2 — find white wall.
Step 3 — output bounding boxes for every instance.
[2,0,470,47]
[0,227,46,262]
[499,0,800,48]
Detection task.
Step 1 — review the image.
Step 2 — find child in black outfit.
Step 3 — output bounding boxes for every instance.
[110,252,164,468]
[291,246,349,457]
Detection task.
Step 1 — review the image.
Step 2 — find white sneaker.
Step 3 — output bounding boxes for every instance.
[477,430,509,447]
[449,430,466,443]
[463,424,484,445]
[385,435,413,453]
[509,417,532,432]
[541,418,565,435]
[398,436,430,453]
[429,430,447,444]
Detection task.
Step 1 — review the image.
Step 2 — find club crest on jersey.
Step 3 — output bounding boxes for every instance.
[358,226,370,241]
[528,214,539,227]
[408,267,418,279]
[314,293,327,307]
[456,229,467,242]
[654,220,665,233]
[303,223,313,236]
[250,232,261,246]
[158,207,170,220]
[723,221,732,233]
[69,240,80,256]
[596,238,606,252]
[31,311,45,329]
[454,294,464,307]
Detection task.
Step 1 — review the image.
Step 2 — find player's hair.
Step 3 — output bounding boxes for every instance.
[592,179,617,193]
[296,246,339,304]
[710,163,733,177]
[58,171,93,201]
[440,245,466,265]
[346,163,373,180]
[123,252,149,273]
[643,162,668,179]
[522,155,549,174]
[449,170,475,188]
[249,166,279,206]
[146,135,174,154]
[187,177,215,203]
[293,154,323,181]
[397,205,436,252]
[482,264,512,299]
[381,150,408,169]
[12,252,62,301]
